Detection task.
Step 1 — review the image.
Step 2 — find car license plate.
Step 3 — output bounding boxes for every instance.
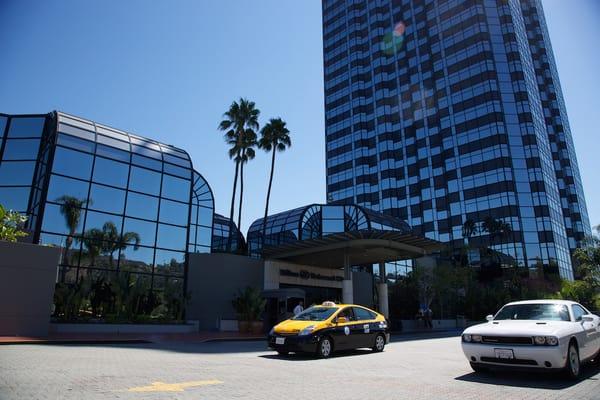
[494,348,514,359]
[275,337,285,345]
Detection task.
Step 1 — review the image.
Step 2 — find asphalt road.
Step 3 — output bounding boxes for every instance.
[1,333,599,400]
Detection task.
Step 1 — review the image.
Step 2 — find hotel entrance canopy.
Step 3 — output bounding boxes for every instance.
[247,204,443,268]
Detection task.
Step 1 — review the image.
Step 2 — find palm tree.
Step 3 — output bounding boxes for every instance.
[56,195,88,268]
[258,118,291,245]
[99,221,140,267]
[235,129,257,232]
[218,98,260,249]
[78,228,104,266]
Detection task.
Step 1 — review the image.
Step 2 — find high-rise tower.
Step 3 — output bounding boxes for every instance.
[322,0,590,279]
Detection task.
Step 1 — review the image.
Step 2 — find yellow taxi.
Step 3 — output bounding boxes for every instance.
[267,301,390,358]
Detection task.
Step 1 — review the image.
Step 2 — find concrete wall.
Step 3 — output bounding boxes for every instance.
[352,271,374,308]
[186,253,264,330]
[0,241,60,336]
[50,321,199,334]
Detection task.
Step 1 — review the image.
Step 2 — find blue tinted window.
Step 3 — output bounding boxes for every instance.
[123,217,156,247]
[161,174,190,202]
[89,184,126,214]
[57,134,95,153]
[159,199,189,226]
[119,245,154,273]
[0,116,6,138]
[46,174,89,203]
[7,117,45,138]
[125,192,158,220]
[83,210,122,236]
[154,249,185,276]
[156,224,186,251]
[2,139,40,160]
[41,202,84,235]
[39,233,80,266]
[52,147,93,180]
[96,144,130,162]
[92,157,129,188]
[0,161,36,185]
[132,154,162,171]
[129,166,161,195]
[163,163,190,179]
[0,187,31,212]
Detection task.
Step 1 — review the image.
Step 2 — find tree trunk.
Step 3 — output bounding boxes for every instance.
[237,150,245,236]
[262,150,276,248]
[228,158,240,252]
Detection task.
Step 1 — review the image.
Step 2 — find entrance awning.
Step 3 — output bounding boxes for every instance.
[261,230,444,268]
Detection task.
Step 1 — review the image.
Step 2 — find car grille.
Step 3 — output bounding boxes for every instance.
[481,336,533,345]
[480,357,538,366]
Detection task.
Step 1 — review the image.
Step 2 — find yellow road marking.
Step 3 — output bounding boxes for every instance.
[127,379,223,392]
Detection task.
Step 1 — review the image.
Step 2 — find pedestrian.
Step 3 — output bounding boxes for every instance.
[293,300,304,316]
[425,307,433,329]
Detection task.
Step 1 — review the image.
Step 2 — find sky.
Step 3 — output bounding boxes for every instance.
[0,0,598,234]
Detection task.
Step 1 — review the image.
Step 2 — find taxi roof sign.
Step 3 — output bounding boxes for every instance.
[321,301,337,307]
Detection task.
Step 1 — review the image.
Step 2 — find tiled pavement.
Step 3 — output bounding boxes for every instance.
[0,335,598,400]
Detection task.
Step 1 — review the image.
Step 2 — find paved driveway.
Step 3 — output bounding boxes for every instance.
[0,333,598,399]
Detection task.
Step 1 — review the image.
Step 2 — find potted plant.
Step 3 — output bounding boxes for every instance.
[232,287,266,334]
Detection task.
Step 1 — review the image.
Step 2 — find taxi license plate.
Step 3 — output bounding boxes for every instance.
[275,337,285,345]
[494,348,514,359]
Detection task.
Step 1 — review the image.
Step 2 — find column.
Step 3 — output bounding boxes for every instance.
[342,252,353,304]
[378,262,389,318]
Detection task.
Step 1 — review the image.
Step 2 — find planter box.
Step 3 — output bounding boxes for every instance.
[50,321,199,334]
[0,241,60,336]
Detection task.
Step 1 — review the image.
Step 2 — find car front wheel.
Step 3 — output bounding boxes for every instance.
[564,342,581,380]
[469,362,488,373]
[317,337,333,358]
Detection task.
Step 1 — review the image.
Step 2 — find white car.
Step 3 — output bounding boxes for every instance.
[461,300,600,379]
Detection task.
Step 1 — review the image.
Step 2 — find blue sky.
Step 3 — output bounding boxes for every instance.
[0,0,598,234]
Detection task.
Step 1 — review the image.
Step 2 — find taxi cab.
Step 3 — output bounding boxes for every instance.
[268,302,390,358]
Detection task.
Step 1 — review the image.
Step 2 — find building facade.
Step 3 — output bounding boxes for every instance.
[322,0,590,279]
[0,111,214,319]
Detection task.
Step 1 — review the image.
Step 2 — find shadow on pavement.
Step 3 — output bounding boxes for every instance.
[390,330,461,343]
[259,348,376,361]
[455,362,600,390]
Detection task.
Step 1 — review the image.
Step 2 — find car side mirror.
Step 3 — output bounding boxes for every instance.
[336,316,348,324]
[486,315,494,322]
[582,315,594,322]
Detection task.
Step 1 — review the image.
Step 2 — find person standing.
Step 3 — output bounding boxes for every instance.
[425,307,433,329]
[293,300,304,316]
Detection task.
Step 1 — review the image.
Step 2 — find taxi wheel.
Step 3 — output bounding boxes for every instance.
[564,341,581,380]
[372,334,386,352]
[317,337,333,358]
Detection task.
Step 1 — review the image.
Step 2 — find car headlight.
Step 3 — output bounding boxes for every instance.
[545,336,559,346]
[463,334,472,342]
[379,321,388,329]
[534,336,546,345]
[471,335,482,343]
[299,325,316,336]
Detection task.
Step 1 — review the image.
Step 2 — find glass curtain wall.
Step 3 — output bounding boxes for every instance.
[0,111,215,321]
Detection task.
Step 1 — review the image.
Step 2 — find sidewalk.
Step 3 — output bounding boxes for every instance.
[0,328,462,346]
[0,331,265,345]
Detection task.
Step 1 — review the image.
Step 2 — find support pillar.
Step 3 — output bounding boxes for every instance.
[342,252,353,304]
[378,262,389,318]
[377,282,389,318]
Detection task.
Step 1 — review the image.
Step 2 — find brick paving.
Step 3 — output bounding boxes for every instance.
[0,334,598,400]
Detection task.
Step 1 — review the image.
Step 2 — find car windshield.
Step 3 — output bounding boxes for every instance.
[292,307,338,321]
[494,304,570,321]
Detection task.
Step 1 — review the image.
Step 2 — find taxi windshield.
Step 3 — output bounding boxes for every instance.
[494,303,570,321]
[292,306,338,321]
